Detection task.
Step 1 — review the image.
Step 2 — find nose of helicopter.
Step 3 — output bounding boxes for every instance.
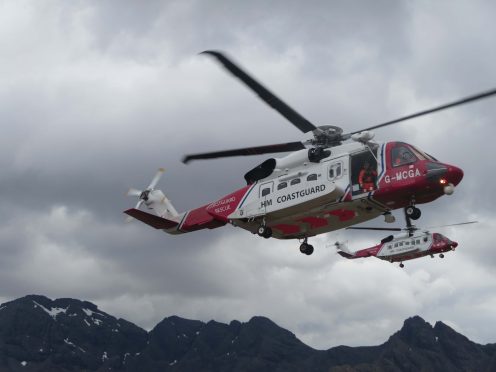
[446,164,464,186]
[451,241,458,249]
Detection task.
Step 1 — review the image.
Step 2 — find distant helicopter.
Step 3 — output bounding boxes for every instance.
[336,211,477,267]
[125,51,495,255]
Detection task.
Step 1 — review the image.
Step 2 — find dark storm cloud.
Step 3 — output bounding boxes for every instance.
[1,0,495,348]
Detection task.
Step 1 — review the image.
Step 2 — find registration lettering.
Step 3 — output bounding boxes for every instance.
[384,168,421,184]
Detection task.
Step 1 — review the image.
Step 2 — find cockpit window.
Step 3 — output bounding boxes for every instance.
[391,145,417,167]
[409,147,426,160]
[411,145,438,161]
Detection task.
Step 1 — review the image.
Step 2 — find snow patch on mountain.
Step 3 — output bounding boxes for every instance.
[82,308,106,318]
[32,300,68,320]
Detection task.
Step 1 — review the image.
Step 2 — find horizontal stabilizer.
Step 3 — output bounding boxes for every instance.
[124,209,178,229]
[337,251,355,259]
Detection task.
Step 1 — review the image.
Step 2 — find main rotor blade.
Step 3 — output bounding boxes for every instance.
[182,141,306,164]
[347,87,496,136]
[425,221,478,229]
[346,227,402,231]
[202,50,317,134]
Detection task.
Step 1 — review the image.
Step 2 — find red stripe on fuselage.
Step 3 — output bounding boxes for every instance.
[272,224,300,235]
[206,184,254,222]
[179,184,254,232]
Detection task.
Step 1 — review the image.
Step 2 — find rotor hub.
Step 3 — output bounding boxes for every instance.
[140,190,150,201]
[312,125,344,147]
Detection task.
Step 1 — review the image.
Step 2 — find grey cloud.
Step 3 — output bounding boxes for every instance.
[0,0,495,350]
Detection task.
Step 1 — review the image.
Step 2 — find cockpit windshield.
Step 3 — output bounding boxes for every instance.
[410,145,437,161]
[391,144,417,167]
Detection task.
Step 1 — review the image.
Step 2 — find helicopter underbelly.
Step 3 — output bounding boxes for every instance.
[232,197,384,240]
[379,250,427,263]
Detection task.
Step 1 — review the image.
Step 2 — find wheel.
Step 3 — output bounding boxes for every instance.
[399,263,404,268]
[411,207,421,220]
[406,206,421,220]
[299,243,314,255]
[262,227,272,239]
[405,206,415,216]
[257,226,269,237]
[305,245,314,256]
[440,253,444,258]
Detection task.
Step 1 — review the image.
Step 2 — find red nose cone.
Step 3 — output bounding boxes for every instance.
[447,165,464,186]
[451,241,458,248]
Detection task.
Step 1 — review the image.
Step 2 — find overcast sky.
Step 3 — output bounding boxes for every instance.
[1,0,496,349]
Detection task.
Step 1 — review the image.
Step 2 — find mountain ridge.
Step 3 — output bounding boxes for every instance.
[0,294,494,371]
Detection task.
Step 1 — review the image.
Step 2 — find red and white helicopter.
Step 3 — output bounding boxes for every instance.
[336,209,477,267]
[125,51,496,255]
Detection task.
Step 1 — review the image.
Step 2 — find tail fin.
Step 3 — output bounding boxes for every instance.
[144,189,180,220]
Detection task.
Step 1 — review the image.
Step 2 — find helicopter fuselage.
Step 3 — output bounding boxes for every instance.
[337,231,458,264]
[126,140,463,240]
[223,140,462,239]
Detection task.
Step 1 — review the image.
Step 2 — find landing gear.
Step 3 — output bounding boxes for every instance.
[399,262,404,268]
[439,253,444,258]
[257,225,272,239]
[299,238,314,256]
[405,206,421,220]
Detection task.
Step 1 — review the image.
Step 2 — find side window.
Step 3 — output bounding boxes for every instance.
[394,243,398,248]
[277,182,287,190]
[259,182,273,198]
[399,242,404,247]
[329,162,343,180]
[307,174,317,181]
[392,145,417,167]
[416,239,420,244]
[290,178,301,186]
[405,241,409,246]
[423,236,428,243]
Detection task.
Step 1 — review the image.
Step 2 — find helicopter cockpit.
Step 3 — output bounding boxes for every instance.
[391,142,438,168]
[391,144,417,167]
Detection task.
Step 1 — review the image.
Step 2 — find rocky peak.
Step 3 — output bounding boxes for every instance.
[390,315,438,348]
[0,295,147,371]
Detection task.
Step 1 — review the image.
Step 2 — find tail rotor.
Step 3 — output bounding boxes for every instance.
[126,168,165,221]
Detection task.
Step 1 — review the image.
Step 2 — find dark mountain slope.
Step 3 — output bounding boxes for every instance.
[0,295,494,372]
